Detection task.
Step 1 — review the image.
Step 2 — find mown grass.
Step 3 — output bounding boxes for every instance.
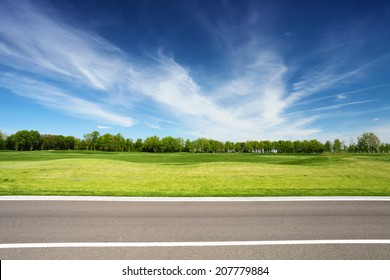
[0,151,389,196]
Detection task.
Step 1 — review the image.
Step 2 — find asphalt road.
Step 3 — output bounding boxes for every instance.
[0,200,389,259]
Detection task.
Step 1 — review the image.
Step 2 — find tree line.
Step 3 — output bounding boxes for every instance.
[0,130,389,154]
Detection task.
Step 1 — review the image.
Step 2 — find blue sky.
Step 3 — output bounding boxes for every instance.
[0,0,389,143]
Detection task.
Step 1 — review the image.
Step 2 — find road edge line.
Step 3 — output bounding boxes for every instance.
[1,240,390,249]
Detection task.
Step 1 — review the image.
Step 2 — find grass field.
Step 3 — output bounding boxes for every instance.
[1,151,389,196]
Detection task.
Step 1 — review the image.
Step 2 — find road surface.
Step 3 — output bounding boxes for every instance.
[0,198,389,259]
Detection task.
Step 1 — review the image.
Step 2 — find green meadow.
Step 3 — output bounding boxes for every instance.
[0,151,389,196]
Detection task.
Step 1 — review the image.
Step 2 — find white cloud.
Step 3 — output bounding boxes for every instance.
[308,100,377,112]
[288,65,368,107]
[0,74,135,127]
[0,0,385,141]
[0,1,333,141]
[336,94,347,100]
[294,83,390,107]
[0,0,131,100]
[145,123,162,130]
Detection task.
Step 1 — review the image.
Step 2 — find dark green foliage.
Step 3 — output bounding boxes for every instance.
[41,134,76,150]
[0,130,6,150]
[333,139,342,153]
[357,132,381,153]
[6,130,41,151]
[2,129,389,154]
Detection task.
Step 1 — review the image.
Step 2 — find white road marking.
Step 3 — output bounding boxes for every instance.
[1,240,390,249]
[1,196,390,202]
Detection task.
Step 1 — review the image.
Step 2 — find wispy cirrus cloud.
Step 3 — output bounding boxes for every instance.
[0,74,135,127]
[294,83,390,106]
[0,1,125,91]
[307,100,377,112]
[146,124,161,130]
[0,0,387,141]
[0,0,139,128]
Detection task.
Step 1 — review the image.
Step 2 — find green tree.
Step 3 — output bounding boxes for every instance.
[333,139,342,153]
[293,140,302,153]
[261,140,272,153]
[40,135,52,150]
[74,138,82,150]
[184,139,194,152]
[210,139,224,153]
[91,131,100,150]
[134,138,143,152]
[143,136,161,152]
[13,130,29,151]
[83,131,100,150]
[161,136,180,153]
[0,130,6,150]
[324,141,332,153]
[246,141,260,153]
[64,136,76,150]
[10,130,41,151]
[5,134,12,150]
[285,140,294,153]
[277,140,286,153]
[380,143,390,153]
[258,141,265,153]
[125,138,134,152]
[348,143,357,153]
[234,142,245,153]
[357,132,381,153]
[271,141,280,153]
[193,138,211,153]
[224,141,234,153]
[96,133,114,151]
[176,137,185,152]
[54,135,66,150]
[27,130,41,151]
[83,133,93,150]
[301,140,309,153]
[114,133,126,151]
[309,139,325,153]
